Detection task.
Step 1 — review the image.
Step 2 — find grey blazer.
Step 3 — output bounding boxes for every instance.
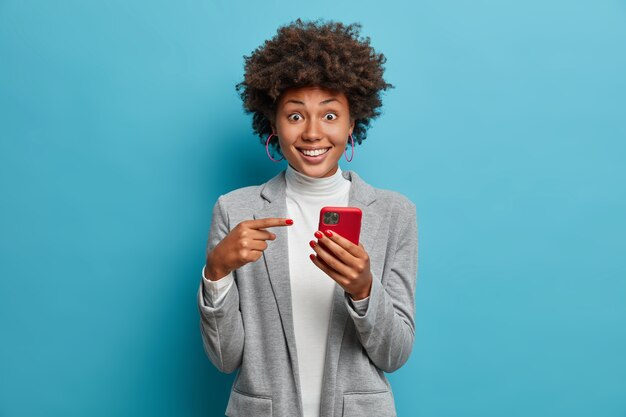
[197,169,418,417]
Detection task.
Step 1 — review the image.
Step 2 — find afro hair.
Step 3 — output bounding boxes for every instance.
[235,18,393,152]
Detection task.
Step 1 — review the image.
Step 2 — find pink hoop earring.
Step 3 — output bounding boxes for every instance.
[265,133,284,162]
[344,134,355,162]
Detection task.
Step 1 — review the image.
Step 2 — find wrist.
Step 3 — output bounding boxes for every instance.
[350,278,372,301]
[204,265,228,281]
[205,253,230,281]
[350,293,367,301]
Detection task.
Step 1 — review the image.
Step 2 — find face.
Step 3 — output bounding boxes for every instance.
[271,86,354,178]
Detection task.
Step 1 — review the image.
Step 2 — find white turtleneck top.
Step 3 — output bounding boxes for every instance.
[202,165,370,417]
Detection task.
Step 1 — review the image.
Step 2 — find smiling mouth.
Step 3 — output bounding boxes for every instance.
[298,147,331,157]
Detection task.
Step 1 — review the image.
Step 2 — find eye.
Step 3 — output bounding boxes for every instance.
[324,113,338,121]
[288,113,302,122]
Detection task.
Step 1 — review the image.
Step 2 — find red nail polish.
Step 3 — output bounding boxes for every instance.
[314,231,323,239]
[324,230,333,237]
[286,219,293,225]
[309,240,316,248]
[309,254,316,261]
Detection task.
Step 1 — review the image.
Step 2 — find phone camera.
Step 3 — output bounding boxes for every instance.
[324,211,340,225]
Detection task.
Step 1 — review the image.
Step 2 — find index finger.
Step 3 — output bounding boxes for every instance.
[246,218,294,230]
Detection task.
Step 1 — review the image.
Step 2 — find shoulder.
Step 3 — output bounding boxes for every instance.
[363,181,419,240]
[374,188,416,213]
[213,186,265,221]
[210,185,265,229]
[218,185,262,205]
[372,188,417,234]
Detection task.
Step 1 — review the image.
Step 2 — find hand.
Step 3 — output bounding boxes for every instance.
[205,218,293,281]
[309,229,373,300]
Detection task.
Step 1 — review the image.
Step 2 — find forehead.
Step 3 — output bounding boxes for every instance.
[278,86,348,107]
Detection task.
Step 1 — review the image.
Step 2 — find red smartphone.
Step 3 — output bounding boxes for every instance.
[318,206,362,245]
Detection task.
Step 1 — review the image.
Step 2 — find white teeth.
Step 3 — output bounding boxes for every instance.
[300,148,330,157]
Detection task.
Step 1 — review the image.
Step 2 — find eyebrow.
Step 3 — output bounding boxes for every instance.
[285,98,340,105]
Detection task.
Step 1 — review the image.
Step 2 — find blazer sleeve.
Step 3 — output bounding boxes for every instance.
[197,196,244,374]
[343,200,418,373]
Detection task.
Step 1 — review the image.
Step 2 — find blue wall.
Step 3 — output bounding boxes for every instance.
[1,0,625,416]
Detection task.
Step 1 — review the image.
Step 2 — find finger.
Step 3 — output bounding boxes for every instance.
[245,229,277,241]
[241,239,269,251]
[319,229,362,257]
[314,234,360,269]
[252,240,269,251]
[309,253,347,286]
[244,249,264,263]
[310,240,353,279]
[245,218,294,230]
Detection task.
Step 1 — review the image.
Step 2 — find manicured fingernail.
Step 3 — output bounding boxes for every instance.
[286,219,293,225]
[309,254,316,261]
[314,231,323,239]
[309,240,316,248]
[324,230,333,237]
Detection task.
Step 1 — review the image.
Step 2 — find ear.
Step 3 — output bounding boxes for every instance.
[349,118,355,136]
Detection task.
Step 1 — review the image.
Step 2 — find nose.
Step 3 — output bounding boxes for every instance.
[301,119,323,142]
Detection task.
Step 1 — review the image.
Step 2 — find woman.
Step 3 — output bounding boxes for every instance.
[197,19,418,417]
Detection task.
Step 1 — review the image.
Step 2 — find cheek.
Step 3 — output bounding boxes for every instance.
[329,120,351,135]
[329,129,350,146]
[277,136,295,151]
[276,125,298,144]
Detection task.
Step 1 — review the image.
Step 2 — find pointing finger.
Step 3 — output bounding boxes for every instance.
[245,218,294,230]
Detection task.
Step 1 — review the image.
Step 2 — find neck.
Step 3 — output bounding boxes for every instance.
[285,164,349,198]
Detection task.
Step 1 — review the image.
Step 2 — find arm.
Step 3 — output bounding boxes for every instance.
[343,202,418,373]
[197,196,244,374]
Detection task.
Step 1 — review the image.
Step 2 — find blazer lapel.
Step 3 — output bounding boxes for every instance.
[253,170,303,404]
[320,170,383,416]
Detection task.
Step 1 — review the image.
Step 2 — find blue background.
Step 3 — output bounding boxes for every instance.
[1,0,625,416]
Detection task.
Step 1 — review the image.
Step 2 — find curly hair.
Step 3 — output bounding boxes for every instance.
[235,18,393,153]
